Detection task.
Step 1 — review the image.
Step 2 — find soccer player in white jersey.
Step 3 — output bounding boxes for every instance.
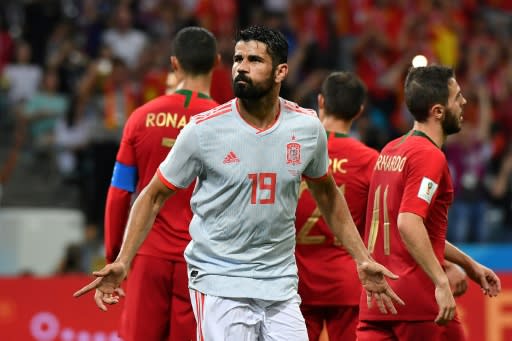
[74,26,404,341]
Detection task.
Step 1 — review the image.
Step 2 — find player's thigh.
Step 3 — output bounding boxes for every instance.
[261,294,308,341]
[169,261,195,341]
[189,289,261,341]
[441,316,466,341]
[325,306,358,341]
[393,321,443,340]
[300,305,325,341]
[121,255,173,341]
[356,320,396,341]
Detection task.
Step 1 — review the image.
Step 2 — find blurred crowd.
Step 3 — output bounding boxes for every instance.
[0,0,512,274]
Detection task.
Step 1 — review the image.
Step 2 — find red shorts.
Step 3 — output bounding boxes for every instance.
[301,305,358,341]
[357,320,444,341]
[442,315,466,341]
[119,254,195,341]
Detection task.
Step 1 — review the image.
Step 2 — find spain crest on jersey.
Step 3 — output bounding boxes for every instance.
[286,136,301,165]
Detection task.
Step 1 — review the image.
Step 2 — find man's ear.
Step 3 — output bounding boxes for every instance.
[432,104,444,120]
[354,104,365,120]
[318,94,324,110]
[274,63,288,83]
[170,56,179,72]
[317,94,326,120]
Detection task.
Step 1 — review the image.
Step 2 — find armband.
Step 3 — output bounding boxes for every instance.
[111,161,137,192]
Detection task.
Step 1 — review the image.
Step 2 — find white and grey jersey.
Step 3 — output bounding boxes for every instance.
[158,97,329,301]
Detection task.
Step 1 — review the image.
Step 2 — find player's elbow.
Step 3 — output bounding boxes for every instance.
[397,212,423,238]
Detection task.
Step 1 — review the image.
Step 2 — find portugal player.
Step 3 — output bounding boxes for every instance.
[295,71,378,341]
[357,65,501,340]
[103,27,219,341]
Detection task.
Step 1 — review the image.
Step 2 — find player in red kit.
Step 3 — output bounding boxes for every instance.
[102,27,219,341]
[295,72,378,341]
[357,65,501,340]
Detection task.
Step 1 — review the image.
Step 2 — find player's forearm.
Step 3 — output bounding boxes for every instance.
[444,241,474,273]
[114,186,167,267]
[398,213,448,287]
[104,186,132,263]
[309,177,371,264]
[326,200,371,264]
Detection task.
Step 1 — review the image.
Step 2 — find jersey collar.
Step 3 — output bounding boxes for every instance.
[326,131,350,138]
[400,130,439,148]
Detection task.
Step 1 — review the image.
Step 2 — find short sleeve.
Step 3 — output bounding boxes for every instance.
[399,149,446,219]
[303,121,329,179]
[158,121,202,189]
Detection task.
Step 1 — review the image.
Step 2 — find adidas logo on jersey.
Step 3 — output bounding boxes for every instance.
[223,151,240,164]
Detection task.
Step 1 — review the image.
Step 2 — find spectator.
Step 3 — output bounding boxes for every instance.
[446,86,493,243]
[102,4,148,70]
[2,40,42,110]
[21,68,69,152]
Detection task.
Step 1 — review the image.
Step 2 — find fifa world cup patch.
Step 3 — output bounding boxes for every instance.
[417,177,438,203]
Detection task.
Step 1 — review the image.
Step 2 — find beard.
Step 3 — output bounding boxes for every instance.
[441,107,462,135]
[233,73,274,100]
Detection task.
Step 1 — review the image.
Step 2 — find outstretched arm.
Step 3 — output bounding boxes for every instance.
[397,212,455,324]
[445,241,501,297]
[306,175,404,314]
[74,175,175,310]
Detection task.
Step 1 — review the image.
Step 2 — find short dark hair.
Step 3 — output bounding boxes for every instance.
[404,65,454,122]
[321,72,367,121]
[173,27,217,75]
[237,25,288,66]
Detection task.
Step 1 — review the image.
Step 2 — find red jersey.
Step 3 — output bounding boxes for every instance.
[295,132,378,306]
[105,90,218,263]
[359,130,454,321]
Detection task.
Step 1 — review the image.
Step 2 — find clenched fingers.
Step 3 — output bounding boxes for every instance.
[435,305,456,325]
[94,289,120,312]
[482,273,501,297]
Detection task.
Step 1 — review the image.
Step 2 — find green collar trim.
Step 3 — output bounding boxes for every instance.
[326,131,350,138]
[411,130,439,148]
[174,89,211,108]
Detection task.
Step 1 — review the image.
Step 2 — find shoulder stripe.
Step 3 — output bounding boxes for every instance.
[283,100,317,117]
[192,101,233,124]
[194,107,231,124]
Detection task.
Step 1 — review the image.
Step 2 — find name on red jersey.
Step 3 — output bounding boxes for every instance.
[329,158,348,174]
[145,112,189,128]
[374,155,407,172]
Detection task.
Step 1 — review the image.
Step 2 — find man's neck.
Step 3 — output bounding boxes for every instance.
[322,116,352,135]
[238,91,280,130]
[412,122,446,148]
[178,74,212,96]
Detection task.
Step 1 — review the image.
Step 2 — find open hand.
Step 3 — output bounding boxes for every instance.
[357,261,405,314]
[465,262,501,297]
[73,262,128,311]
[434,283,456,325]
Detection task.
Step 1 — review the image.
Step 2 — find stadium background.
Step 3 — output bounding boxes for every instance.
[0,0,511,340]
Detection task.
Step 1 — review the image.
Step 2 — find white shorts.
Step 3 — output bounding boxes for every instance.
[189,289,308,341]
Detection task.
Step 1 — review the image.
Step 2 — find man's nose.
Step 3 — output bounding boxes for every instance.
[237,58,249,72]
